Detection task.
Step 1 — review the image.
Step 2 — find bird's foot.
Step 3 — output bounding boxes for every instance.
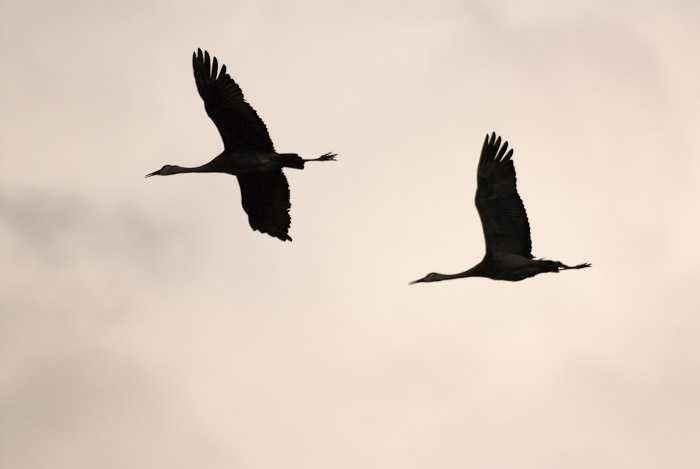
[316,152,337,161]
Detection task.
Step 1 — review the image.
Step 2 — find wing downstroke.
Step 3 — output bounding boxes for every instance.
[237,171,292,241]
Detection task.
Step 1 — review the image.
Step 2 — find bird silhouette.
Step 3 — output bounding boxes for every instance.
[410,132,590,284]
[146,49,336,241]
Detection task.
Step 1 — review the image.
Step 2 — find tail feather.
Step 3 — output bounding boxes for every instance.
[278,152,337,170]
[278,153,304,169]
[536,259,565,273]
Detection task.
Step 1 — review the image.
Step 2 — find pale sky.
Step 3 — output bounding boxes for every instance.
[1,1,699,468]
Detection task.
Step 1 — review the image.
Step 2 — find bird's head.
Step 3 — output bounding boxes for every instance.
[145,165,182,177]
[409,272,441,285]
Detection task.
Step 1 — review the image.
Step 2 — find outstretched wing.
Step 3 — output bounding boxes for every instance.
[192,49,274,152]
[237,171,292,241]
[474,132,532,258]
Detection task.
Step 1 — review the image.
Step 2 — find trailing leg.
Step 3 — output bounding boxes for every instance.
[558,262,591,270]
[303,152,337,162]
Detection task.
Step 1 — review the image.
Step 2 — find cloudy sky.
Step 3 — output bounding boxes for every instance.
[1,1,699,468]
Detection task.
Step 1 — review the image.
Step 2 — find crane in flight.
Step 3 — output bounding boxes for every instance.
[146,49,336,241]
[410,133,590,284]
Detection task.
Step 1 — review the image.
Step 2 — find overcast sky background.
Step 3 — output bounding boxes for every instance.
[1,0,699,468]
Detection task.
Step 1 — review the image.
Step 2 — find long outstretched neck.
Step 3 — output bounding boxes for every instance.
[410,263,486,284]
[146,160,221,178]
[446,264,487,280]
[171,162,219,174]
[435,272,474,282]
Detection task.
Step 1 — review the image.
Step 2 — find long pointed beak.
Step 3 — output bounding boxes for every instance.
[144,170,159,178]
[408,278,421,285]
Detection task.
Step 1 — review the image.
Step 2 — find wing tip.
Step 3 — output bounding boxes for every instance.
[482,131,515,163]
[253,227,292,242]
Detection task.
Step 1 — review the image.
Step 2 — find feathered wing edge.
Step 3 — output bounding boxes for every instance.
[236,170,292,241]
[192,48,275,152]
[475,132,533,258]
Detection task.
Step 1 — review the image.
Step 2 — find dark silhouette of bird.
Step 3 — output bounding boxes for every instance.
[410,132,590,284]
[146,49,336,241]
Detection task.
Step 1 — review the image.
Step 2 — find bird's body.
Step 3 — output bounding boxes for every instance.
[146,49,335,241]
[410,133,590,284]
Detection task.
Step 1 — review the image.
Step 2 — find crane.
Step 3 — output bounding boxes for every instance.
[146,49,336,241]
[410,133,590,284]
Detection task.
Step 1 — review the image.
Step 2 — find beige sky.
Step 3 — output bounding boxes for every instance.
[1,1,699,468]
